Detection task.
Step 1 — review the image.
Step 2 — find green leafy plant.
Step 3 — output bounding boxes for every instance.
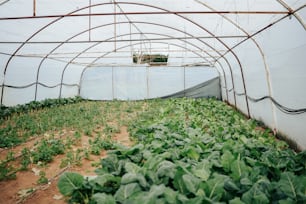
[60,149,83,168]
[0,162,16,181]
[5,151,15,161]
[58,98,306,203]
[37,171,48,185]
[20,147,31,171]
[32,138,65,164]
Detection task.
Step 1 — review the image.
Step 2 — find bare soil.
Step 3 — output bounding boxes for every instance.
[0,126,132,204]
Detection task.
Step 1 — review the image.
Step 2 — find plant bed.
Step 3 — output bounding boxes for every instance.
[57,98,306,203]
[0,99,146,203]
[1,98,305,203]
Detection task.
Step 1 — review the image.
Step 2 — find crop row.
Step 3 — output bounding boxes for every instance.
[58,98,306,203]
[0,98,147,182]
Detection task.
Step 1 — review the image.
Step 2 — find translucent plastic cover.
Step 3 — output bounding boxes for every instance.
[0,0,305,149]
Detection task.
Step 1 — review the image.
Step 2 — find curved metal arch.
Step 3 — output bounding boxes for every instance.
[34,21,214,100]
[194,0,277,121]
[107,1,249,115]
[1,1,235,105]
[213,4,305,117]
[276,0,306,30]
[33,20,229,100]
[77,40,225,98]
[2,1,241,107]
[84,33,211,67]
[213,61,229,101]
[59,32,214,98]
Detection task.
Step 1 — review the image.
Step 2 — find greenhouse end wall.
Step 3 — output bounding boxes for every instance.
[80,66,220,100]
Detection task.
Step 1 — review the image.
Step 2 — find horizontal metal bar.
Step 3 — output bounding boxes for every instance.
[0,11,290,21]
[0,35,247,44]
[0,49,225,57]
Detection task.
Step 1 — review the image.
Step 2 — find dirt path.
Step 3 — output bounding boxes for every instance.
[0,126,132,204]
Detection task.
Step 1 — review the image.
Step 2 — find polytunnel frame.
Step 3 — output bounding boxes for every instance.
[1,1,250,115]
[34,21,215,99]
[0,21,232,105]
[78,40,223,100]
[1,1,303,117]
[194,0,277,125]
[50,21,234,101]
[33,26,219,99]
[195,0,306,129]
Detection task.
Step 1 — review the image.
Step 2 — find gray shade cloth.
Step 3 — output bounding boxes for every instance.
[162,77,220,99]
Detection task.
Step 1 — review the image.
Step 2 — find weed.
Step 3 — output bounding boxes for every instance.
[32,138,65,164]
[0,162,16,181]
[20,148,31,171]
[5,151,15,162]
[83,148,90,160]
[90,144,101,155]
[37,171,48,184]
[60,149,83,168]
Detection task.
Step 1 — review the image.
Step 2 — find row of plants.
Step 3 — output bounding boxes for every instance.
[0,97,84,148]
[0,99,146,182]
[0,97,136,148]
[0,131,115,182]
[58,98,306,203]
[0,97,83,121]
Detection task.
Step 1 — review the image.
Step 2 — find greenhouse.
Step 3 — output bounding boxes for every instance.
[0,0,305,203]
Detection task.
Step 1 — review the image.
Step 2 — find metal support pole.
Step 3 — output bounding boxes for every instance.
[33,0,36,16]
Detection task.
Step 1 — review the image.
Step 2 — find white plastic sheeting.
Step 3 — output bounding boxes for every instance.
[0,0,305,149]
[80,66,220,100]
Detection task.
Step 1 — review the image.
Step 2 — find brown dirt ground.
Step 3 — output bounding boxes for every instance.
[0,126,132,204]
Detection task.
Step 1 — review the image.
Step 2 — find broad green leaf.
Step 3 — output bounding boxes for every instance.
[144,169,160,185]
[100,154,119,174]
[173,167,188,194]
[230,155,250,181]
[57,172,84,196]
[149,184,166,197]
[182,174,201,194]
[241,187,269,204]
[124,162,141,174]
[229,197,245,204]
[240,177,252,186]
[278,172,306,201]
[278,198,296,204]
[125,144,144,156]
[92,193,116,204]
[185,196,203,204]
[185,147,200,161]
[224,179,240,192]
[177,193,189,203]
[121,173,147,188]
[114,183,142,203]
[144,154,167,171]
[164,187,178,203]
[128,153,143,163]
[221,151,235,172]
[239,135,249,145]
[202,173,228,201]
[192,159,211,181]
[90,174,121,193]
[93,174,116,187]
[123,184,166,204]
[157,160,176,179]
[124,192,154,204]
[241,177,271,204]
